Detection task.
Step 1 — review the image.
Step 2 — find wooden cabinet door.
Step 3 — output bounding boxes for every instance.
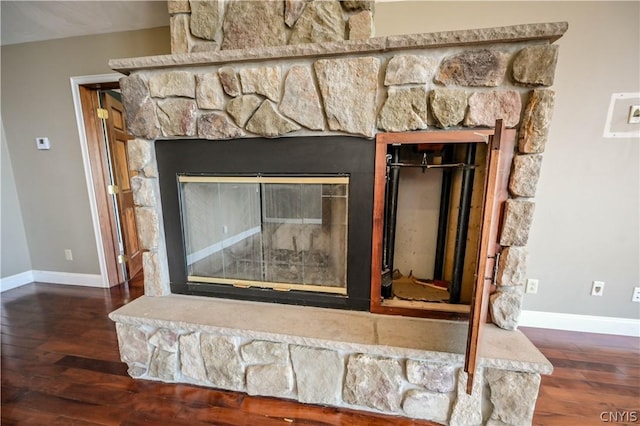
[103,92,143,280]
[464,120,515,393]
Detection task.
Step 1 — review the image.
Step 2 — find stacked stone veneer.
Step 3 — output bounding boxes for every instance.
[169,0,374,54]
[114,319,543,425]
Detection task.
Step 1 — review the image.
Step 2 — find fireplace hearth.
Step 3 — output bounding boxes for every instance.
[108,9,566,423]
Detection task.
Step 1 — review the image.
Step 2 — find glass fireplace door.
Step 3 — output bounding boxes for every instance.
[179,176,349,295]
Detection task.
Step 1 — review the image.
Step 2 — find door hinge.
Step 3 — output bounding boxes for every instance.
[107,184,119,195]
[485,252,501,285]
[117,254,128,264]
[97,108,109,120]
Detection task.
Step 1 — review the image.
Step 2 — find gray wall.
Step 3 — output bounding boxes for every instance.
[1,116,32,278]
[376,1,640,319]
[1,27,170,276]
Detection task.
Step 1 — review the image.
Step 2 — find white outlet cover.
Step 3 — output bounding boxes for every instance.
[36,137,50,150]
[591,281,605,296]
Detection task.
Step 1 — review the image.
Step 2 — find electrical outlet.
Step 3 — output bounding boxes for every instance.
[632,287,640,303]
[36,137,50,150]
[591,281,605,296]
[64,249,73,261]
[629,105,640,124]
[526,278,539,294]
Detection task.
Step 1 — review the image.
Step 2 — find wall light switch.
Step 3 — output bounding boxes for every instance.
[36,137,50,150]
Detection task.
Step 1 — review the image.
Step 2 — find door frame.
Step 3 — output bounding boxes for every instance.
[70,73,125,287]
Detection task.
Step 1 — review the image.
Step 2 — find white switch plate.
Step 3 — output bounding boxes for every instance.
[36,137,50,150]
[591,281,605,296]
[632,287,640,303]
[526,278,539,294]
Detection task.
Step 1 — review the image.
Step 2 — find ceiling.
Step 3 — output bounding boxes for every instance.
[0,1,170,46]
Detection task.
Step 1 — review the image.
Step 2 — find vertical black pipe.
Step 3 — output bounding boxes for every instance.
[450,144,476,304]
[433,146,454,280]
[381,145,401,298]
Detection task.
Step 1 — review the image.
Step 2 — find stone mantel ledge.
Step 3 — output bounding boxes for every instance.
[109,22,568,74]
[109,294,553,375]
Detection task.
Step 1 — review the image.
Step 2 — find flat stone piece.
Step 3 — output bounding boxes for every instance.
[246,364,294,398]
[119,75,160,140]
[116,323,149,365]
[279,65,324,130]
[464,90,521,128]
[168,0,190,14]
[513,44,559,86]
[226,94,262,127]
[196,73,225,110]
[285,0,309,27]
[170,14,191,54]
[518,89,555,153]
[485,369,541,425]
[497,247,528,287]
[197,112,244,139]
[314,57,380,137]
[509,154,543,198]
[127,138,153,171]
[290,0,345,45]
[343,354,403,412]
[436,49,508,87]
[348,11,373,41]
[130,176,156,207]
[500,199,535,246]
[201,335,244,391]
[157,98,198,136]
[221,0,286,50]
[290,346,343,405]
[218,66,241,97]
[148,71,195,98]
[241,340,288,365]
[342,0,374,11]
[142,251,170,297]
[402,389,452,423]
[135,207,159,250]
[239,66,282,102]
[406,360,456,393]
[189,0,223,41]
[377,86,428,132]
[192,41,219,53]
[384,55,437,86]
[449,369,483,426]
[490,289,524,330]
[179,332,208,382]
[246,100,301,137]
[430,88,467,128]
[149,328,178,352]
[148,348,177,381]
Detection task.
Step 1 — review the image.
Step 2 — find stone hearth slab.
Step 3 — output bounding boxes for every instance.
[110,294,552,374]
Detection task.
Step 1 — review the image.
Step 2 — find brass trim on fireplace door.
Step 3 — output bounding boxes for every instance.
[178,176,350,185]
[187,276,348,295]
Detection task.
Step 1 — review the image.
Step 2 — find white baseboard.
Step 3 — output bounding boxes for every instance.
[32,270,105,287]
[520,310,640,337]
[1,270,35,292]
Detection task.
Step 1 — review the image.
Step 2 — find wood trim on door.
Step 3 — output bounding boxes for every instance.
[78,86,124,286]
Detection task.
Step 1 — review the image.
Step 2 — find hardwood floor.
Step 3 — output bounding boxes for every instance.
[2,281,638,425]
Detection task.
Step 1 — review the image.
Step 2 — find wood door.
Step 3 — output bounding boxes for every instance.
[103,92,143,279]
[464,119,515,393]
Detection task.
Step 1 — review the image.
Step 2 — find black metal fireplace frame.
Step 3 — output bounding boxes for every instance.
[156,136,374,311]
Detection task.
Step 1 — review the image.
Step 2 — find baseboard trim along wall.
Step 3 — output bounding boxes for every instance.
[1,270,105,292]
[520,310,640,337]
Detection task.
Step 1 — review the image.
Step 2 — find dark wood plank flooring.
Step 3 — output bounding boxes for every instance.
[2,280,638,425]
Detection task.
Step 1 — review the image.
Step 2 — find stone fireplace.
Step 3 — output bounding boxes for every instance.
[108,2,565,423]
